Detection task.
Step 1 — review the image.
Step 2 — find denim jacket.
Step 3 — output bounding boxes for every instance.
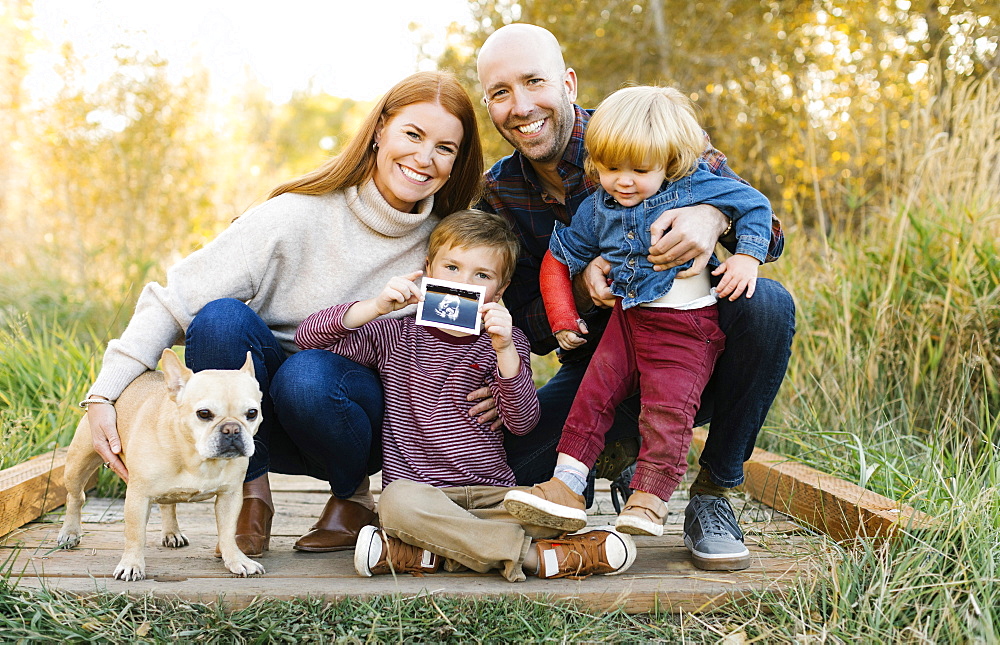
[549,162,773,309]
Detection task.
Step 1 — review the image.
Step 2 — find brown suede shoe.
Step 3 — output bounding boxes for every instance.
[293,496,378,552]
[503,478,588,532]
[614,490,667,537]
[217,497,273,558]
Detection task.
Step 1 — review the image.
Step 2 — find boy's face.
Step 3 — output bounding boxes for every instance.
[595,161,666,208]
[426,243,509,303]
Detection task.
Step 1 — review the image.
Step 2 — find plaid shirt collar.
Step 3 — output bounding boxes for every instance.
[509,105,595,211]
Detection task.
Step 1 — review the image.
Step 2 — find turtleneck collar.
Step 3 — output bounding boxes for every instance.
[348,179,436,238]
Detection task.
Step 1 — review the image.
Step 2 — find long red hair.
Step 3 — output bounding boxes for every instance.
[269,71,483,215]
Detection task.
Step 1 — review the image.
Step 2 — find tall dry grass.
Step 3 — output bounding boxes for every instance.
[762,71,999,501]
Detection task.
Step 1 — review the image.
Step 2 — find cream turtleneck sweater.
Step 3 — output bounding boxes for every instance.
[90,180,440,400]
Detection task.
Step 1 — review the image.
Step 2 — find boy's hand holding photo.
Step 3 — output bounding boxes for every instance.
[712,254,760,300]
[343,270,424,327]
[481,302,522,377]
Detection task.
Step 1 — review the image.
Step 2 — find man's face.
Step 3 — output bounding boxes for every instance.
[478,47,577,165]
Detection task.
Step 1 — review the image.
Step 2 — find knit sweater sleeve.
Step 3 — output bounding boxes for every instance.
[88,213,261,400]
[489,328,539,436]
[294,302,387,369]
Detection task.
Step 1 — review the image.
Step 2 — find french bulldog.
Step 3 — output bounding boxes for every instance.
[57,348,265,581]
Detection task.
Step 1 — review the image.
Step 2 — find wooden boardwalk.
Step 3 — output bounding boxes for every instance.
[1,474,826,613]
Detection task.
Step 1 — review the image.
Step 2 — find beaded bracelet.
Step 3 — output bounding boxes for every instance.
[79,397,115,410]
[721,216,733,238]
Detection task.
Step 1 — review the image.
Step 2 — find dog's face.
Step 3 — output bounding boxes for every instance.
[161,349,263,460]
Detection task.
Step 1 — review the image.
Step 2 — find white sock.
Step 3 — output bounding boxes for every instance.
[553,464,588,495]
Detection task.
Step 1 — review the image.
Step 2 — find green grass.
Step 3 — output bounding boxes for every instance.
[0,580,696,643]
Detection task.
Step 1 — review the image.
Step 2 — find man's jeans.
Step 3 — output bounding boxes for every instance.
[184,298,384,498]
[503,278,796,489]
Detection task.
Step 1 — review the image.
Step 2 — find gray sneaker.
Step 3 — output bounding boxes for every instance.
[683,495,751,571]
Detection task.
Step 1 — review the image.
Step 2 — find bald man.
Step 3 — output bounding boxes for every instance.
[476,23,795,571]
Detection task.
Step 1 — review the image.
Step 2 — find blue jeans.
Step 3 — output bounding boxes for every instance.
[504,277,796,488]
[184,299,384,498]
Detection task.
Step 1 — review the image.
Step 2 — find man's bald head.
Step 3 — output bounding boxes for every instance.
[476,24,578,166]
[477,24,567,84]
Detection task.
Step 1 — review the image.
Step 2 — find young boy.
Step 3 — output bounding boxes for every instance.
[295,210,636,582]
[502,86,772,561]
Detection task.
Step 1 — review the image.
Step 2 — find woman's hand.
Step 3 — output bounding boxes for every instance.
[87,403,129,483]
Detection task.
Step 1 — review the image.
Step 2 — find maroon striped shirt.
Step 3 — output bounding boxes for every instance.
[295,303,540,488]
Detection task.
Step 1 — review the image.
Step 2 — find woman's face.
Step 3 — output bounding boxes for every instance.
[373,101,464,212]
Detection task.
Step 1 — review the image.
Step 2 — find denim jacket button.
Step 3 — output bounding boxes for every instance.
[628,258,635,266]
[626,231,635,240]
[629,291,636,298]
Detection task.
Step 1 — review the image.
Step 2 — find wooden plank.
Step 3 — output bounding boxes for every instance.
[11,573,800,614]
[3,451,825,614]
[691,429,932,541]
[3,484,822,614]
[8,532,820,614]
[0,449,98,537]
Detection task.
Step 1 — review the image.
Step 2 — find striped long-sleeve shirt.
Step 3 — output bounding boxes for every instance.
[295,302,539,488]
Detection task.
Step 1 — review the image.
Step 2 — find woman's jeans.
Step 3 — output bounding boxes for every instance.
[503,277,796,489]
[184,299,384,498]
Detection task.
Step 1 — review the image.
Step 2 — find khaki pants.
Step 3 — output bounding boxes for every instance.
[378,479,563,582]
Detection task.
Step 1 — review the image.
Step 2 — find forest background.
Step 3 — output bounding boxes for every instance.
[2,0,1000,641]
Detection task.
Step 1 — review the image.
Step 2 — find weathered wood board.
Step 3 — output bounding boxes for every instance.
[0,448,97,537]
[690,430,932,541]
[2,474,826,614]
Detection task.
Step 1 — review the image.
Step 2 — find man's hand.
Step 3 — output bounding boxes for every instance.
[467,386,501,431]
[648,204,729,278]
[87,404,129,483]
[574,256,614,309]
[712,254,760,300]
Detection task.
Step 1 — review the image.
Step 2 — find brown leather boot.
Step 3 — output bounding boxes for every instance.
[293,496,377,552]
[236,498,274,556]
[216,496,273,558]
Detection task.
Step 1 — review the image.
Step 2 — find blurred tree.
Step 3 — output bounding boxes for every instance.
[27,46,218,296]
[438,0,999,231]
[0,0,33,252]
[270,87,371,177]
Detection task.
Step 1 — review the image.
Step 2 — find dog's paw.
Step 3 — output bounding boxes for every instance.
[225,555,265,577]
[113,559,146,581]
[161,532,189,548]
[56,530,81,549]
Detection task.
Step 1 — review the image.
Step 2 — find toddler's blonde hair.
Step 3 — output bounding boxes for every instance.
[585,85,705,183]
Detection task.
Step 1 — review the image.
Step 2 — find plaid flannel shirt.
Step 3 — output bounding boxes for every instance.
[477,105,785,357]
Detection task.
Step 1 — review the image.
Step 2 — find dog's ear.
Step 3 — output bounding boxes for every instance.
[160,348,193,401]
[240,351,255,379]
